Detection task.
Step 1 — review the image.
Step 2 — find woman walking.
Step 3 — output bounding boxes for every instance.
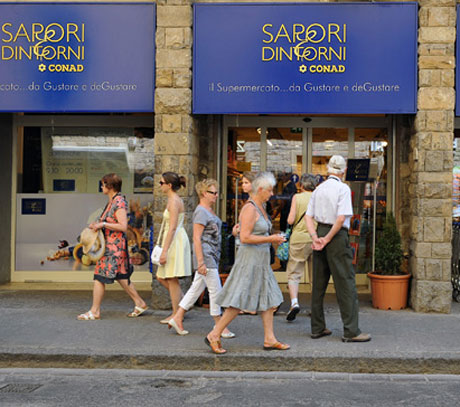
[77,173,148,320]
[168,179,234,338]
[285,173,317,322]
[205,172,289,354]
[156,172,192,324]
[232,172,257,316]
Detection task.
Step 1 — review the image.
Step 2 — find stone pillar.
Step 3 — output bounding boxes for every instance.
[0,114,13,284]
[410,0,456,313]
[151,0,197,309]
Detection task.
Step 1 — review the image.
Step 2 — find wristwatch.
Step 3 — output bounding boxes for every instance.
[103,222,106,228]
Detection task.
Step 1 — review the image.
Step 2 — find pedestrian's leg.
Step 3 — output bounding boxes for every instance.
[171,272,206,330]
[261,309,277,345]
[261,309,290,349]
[286,244,302,305]
[207,307,239,343]
[207,269,232,336]
[118,279,147,309]
[167,277,183,316]
[311,247,331,335]
[326,231,361,338]
[157,275,169,290]
[206,269,222,317]
[90,280,105,317]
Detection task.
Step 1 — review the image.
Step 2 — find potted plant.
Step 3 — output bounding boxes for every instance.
[367,212,410,310]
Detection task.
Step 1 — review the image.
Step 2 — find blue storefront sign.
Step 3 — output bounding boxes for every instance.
[22,198,46,215]
[0,3,155,112]
[193,2,417,114]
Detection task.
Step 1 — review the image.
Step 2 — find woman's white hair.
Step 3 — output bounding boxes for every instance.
[252,171,276,192]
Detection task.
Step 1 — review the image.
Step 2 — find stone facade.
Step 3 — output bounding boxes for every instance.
[152,0,196,308]
[409,0,456,313]
[152,0,457,312]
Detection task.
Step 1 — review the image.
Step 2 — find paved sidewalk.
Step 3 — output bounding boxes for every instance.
[1,288,460,374]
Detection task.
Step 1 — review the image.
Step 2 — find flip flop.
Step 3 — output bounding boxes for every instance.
[127,305,149,318]
[204,337,227,354]
[77,311,100,321]
[263,341,290,351]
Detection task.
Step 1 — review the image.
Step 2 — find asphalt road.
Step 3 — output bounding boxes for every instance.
[0,369,458,406]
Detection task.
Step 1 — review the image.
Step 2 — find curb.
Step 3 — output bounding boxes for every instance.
[2,353,460,375]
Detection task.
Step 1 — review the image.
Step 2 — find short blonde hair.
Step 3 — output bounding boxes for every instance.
[195,179,219,198]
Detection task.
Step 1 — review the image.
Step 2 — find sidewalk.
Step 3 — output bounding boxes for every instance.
[1,287,460,374]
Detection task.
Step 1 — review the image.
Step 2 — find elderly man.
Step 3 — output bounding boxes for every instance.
[306,155,371,343]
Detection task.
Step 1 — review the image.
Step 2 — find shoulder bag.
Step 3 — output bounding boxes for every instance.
[151,217,166,266]
[276,211,306,262]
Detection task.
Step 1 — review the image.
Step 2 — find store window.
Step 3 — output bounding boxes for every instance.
[312,128,348,176]
[16,125,154,273]
[226,127,260,229]
[222,119,391,281]
[350,128,388,274]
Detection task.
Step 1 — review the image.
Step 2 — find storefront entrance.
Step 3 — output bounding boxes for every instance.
[219,115,394,290]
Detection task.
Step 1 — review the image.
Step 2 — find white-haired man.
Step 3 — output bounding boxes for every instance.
[305,155,371,343]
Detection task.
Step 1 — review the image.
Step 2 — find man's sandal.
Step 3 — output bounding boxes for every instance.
[263,341,290,351]
[127,305,149,318]
[77,311,100,321]
[204,337,227,354]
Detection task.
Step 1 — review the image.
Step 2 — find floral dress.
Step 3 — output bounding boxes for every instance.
[94,194,130,284]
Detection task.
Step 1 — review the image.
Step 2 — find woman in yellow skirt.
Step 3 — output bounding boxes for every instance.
[156,172,192,324]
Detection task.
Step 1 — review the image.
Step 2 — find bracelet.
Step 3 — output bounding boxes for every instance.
[311,233,317,237]
[198,263,205,268]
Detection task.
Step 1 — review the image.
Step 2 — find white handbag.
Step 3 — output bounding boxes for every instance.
[151,218,165,266]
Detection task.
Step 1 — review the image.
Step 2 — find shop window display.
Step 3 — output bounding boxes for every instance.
[16,126,154,272]
[224,124,389,279]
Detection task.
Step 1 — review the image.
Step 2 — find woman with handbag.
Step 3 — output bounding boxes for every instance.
[167,179,234,338]
[156,172,192,324]
[205,172,289,354]
[77,173,148,320]
[285,173,317,322]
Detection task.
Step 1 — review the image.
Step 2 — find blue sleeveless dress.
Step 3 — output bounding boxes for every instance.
[216,201,283,312]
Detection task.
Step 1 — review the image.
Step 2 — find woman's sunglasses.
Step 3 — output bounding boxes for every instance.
[207,190,218,196]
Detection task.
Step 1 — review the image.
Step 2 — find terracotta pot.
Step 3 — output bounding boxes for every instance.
[367,272,411,310]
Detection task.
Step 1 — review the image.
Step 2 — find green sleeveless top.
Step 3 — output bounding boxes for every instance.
[290,191,313,245]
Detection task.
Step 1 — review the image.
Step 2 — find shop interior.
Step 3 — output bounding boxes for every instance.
[221,116,391,289]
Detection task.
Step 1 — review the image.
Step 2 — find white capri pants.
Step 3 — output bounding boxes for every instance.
[179,268,222,316]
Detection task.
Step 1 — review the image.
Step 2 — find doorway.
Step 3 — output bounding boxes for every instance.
[220,115,393,289]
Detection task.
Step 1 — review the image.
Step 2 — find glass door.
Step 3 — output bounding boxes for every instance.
[221,115,392,287]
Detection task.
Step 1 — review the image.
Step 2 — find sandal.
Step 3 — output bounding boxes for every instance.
[263,341,290,351]
[204,337,227,354]
[160,318,172,325]
[127,305,149,318]
[77,311,100,321]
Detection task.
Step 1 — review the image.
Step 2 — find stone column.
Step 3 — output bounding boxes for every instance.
[410,0,456,313]
[0,114,13,284]
[152,0,197,308]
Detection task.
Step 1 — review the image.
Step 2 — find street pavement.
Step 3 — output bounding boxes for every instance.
[1,369,460,406]
[1,288,460,374]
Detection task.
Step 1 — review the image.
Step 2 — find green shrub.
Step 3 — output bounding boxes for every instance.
[374,212,404,275]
